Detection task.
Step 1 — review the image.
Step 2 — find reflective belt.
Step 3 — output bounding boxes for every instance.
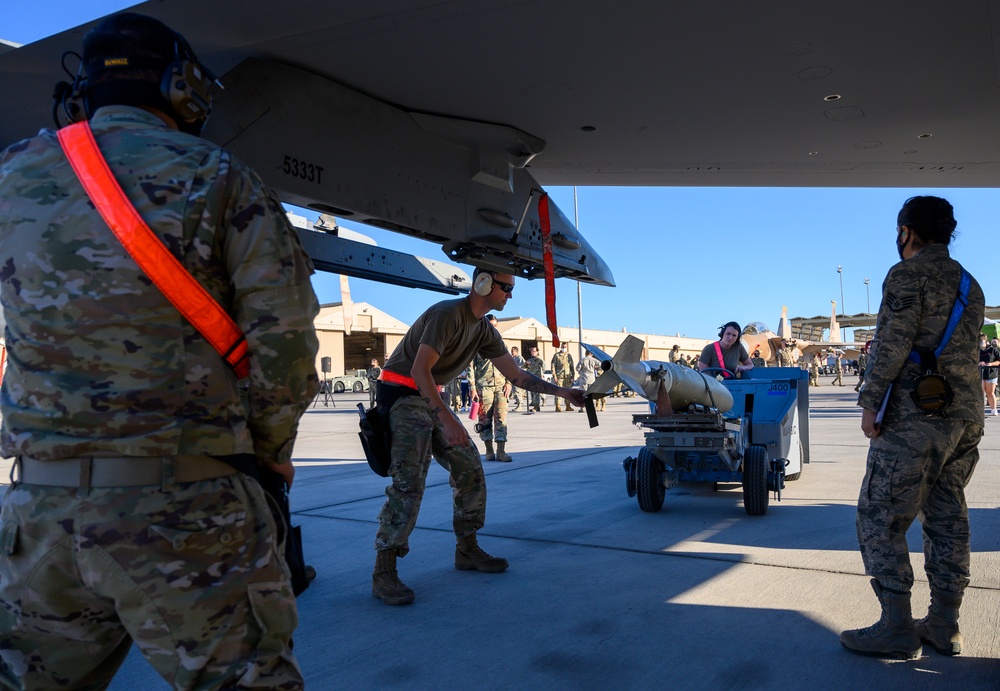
[379,369,419,390]
[56,121,250,379]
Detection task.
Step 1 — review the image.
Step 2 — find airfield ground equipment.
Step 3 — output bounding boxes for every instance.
[622,367,809,516]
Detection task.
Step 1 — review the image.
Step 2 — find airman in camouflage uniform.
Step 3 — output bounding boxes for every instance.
[525,347,546,412]
[577,352,605,411]
[809,354,821,386]
[367,358,382,409]
[855,344,870,392]
[551,344,575,411]
[842,196,985,660]
[372,269,585,605]
[776,343,793,367]
[472,317,512,462]
[509,346,526,412]
[751,350,767,368]
[833,352,845,386]
[0,14,317,690]
[445,376,463,412]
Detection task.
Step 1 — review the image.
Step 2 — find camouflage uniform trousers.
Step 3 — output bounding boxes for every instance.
[856,416,982,594]
[0,473,302,690]
[375,396,486,555]
[445,379,463,412]
[553,376,574,410]
[528,391,544,411]
[833,367,843,386]
[476,383,508,443]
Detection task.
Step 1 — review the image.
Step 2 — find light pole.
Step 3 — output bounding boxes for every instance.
[864,277,870,314]
[837,265,846,340]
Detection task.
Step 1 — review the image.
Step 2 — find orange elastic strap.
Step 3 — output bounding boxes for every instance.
[537,193,560,348]
[57,122,249,379]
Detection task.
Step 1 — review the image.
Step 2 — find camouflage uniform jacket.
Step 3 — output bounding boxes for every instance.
[858,243,984,423]
[472,353,507,389]
[551,351,574,379]
[0,106,320,463]
[776,347,794,367]
[577,354,600,386]
[525,356,545,377]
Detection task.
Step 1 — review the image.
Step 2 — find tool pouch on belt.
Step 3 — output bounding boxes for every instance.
[357,403,391,477]
[910,350,954,414]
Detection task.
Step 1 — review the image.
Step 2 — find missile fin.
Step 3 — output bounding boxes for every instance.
[612,335,646,366]
[582,342,613,363]
[586,369,623,396]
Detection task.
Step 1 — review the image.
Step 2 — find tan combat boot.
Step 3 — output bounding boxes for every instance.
[372,550,415,605]
[916,588,963,656]
[554,401,562,412]
[496,441,512,462]
[840,579,921,659]
[483,440,495,462]
[455,534,509,572]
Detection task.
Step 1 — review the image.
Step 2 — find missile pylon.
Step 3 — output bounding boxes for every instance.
[583,335,734,413]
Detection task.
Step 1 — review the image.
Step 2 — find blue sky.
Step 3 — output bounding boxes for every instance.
[5,3,998,340]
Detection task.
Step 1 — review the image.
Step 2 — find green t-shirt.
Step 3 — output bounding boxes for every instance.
[383,298,506,384]
[698,341,749,372]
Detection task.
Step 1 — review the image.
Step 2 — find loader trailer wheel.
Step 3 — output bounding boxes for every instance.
[636,447,666,512]
[742,445,769,516]
[785,440,804,482]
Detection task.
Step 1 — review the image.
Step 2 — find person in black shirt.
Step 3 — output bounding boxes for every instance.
[979,333,1000,416]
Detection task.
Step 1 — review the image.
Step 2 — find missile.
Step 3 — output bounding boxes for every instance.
[583,335,734,413]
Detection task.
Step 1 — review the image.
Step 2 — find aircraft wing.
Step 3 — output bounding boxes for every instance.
[798,342,864,357]
[4,1,1000,287]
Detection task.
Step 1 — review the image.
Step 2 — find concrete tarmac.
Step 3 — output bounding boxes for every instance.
[5,376,1000,689]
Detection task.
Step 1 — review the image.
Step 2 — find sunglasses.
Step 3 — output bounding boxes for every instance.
[494,280,514,294]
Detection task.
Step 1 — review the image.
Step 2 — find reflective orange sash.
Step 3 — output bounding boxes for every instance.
[57,121,249,379]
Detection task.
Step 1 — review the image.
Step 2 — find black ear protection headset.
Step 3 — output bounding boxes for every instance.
[473,269,495,296]
[718,321,742,340]
[52,29,216,130]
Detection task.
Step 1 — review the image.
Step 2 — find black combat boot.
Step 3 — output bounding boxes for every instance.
[916,588,963,655]
[840,579,921,659]
[455,533,509,572]
[372,550,415,605]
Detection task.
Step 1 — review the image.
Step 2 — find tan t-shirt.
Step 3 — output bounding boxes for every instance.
[383,298,507,384]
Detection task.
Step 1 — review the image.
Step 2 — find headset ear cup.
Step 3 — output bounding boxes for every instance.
[474,272,493,296]
[161,58,212,124]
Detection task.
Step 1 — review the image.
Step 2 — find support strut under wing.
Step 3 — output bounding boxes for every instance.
[297,229,471,295]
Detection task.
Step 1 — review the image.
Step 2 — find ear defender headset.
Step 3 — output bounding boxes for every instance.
[160,34,215,125]
[718,321,742,339]
[473,269,495,296]
[53,17,216,131]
